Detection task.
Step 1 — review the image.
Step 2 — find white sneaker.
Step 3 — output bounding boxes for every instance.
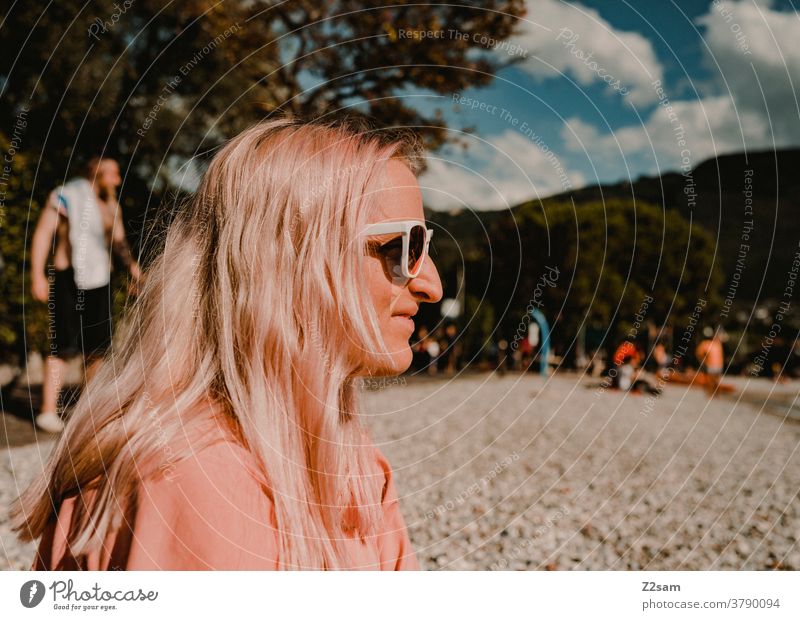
[35,411,65,433]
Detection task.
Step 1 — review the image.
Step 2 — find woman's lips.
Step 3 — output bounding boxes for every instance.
[392,315,415,333]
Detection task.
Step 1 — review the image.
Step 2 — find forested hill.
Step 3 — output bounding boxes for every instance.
[544,149,800,303]
[426,149,800,308]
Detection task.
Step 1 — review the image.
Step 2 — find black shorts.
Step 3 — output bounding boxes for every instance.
[49,267,112,359]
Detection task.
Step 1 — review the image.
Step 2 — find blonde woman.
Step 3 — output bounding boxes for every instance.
[11,117,443,570]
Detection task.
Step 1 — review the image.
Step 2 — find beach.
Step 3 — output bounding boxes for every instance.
[2,372,799,570]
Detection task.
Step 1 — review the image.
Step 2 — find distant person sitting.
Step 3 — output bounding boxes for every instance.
[610,340,639,389]
[29,157,142,433]
[610,340,659,394]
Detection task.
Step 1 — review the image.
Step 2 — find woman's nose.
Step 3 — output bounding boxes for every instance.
[408,257,443,303]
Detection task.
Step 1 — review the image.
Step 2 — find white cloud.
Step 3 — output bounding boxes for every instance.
[431,1,800,208]
[556,0,800,179]
[421,130,584,211]
[696,0,800,146]
[511,0,664,105]
[561,95,769,178]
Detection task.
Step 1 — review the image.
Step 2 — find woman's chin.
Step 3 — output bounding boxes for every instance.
[362,348,412,378]
[387,345,413,375]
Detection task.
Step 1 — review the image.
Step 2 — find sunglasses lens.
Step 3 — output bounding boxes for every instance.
[408,225,427,276]
[377,238,403,278]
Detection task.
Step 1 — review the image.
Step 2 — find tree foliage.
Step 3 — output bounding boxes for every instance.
[0,132,47,360]
[0,0,526,192]
[0,0,526,358]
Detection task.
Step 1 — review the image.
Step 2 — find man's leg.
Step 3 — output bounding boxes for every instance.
[41,355,65,413]
[709,371,722,397]
[36,268,78,433]
[36,355,67,433]
[78,283,112,384]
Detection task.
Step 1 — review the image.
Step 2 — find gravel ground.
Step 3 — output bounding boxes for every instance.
[1,439,53,570]
[365,373,800,570]
[2,372,799,570]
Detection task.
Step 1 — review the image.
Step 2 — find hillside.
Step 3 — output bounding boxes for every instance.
[545,149,800,303]
[427,149,800,307]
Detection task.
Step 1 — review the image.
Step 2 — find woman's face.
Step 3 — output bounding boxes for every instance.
[361,159,443,375]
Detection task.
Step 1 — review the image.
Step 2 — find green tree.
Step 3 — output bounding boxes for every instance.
[0,132,47,361]
[0,0,526,359]
[1,1,525,192]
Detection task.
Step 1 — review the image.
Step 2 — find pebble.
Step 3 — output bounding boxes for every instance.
[3,374,799,571]
[364,374,800,570]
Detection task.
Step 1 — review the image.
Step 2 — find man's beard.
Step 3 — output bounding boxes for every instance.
[96,185,114,201]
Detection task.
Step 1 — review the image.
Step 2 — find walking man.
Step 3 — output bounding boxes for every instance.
[29,157,141,432]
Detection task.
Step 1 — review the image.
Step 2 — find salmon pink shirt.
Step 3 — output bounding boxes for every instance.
[32,412,420,571]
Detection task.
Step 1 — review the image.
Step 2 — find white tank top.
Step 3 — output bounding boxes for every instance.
[55,177,111,289]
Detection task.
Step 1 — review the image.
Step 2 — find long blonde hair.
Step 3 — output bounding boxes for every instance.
[11,117,424,569]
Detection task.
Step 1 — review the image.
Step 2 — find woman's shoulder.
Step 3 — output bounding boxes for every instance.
[145,403,268,490]
[142,425,271,512]
[132,433,279,569]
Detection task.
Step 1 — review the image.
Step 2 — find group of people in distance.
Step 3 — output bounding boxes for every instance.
[410,323,462,375]
[605,329,726,397]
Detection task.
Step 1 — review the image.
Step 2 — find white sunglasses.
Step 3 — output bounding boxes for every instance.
[361,220,434,279]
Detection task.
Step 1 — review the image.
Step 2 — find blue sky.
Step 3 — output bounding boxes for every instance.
[417,0,800,210]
